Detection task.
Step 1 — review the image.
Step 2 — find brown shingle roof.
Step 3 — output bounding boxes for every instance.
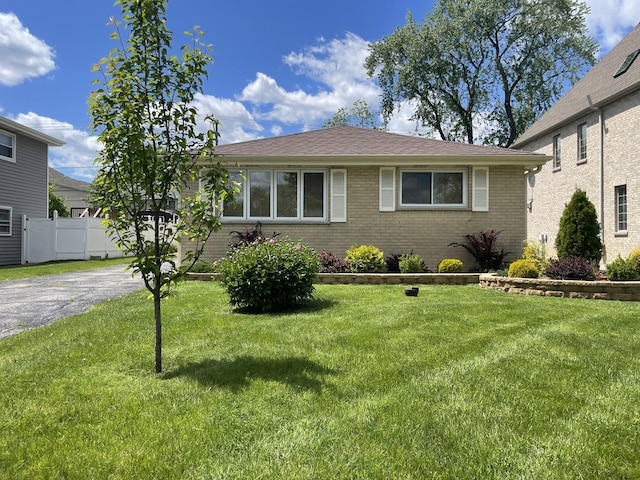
[215,125,541,160]
[513,23,640,148]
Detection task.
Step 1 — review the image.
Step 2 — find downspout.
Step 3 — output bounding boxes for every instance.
[598,107,605,264]
[588,95,605,264]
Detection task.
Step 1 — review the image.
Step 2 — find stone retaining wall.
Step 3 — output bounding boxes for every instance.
[480,274,640,301]
[186,272,480,285]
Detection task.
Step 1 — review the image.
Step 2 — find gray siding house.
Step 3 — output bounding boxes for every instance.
[0,116,64,266]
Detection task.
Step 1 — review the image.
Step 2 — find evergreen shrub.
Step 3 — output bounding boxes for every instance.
[555,189,602,264]
[437,258,464,273]
[217,237,320,312]
[345,245,386,273]
[507,259,539,278]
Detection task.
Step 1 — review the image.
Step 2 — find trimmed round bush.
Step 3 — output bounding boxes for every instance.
[399,253,426,273]
[606,257,640,281]
[345,245,386,273]
[217,237,320,311]
[437,258,463,273]
[545,256,596,281]
[507,259,539,278]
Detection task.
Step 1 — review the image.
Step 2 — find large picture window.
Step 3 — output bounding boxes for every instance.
[0,206,12,236]
[0,131,15,162]
[400,170,466,207]
[222,169,327,221]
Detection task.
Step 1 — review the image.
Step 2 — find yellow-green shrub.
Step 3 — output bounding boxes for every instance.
[437,258,463,273]
[345,245,386,273]
[628,247,640,263]
[507,259,539,278]
[521,240,550,273]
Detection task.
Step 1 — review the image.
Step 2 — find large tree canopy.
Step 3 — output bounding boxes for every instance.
[365,0,597,147]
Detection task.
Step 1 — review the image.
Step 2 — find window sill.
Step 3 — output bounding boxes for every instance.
[614,231,628,237]
[552,167,561,173]
[577,159,588,166]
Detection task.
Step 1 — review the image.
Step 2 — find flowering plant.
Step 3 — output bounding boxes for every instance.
[217,237,320,311]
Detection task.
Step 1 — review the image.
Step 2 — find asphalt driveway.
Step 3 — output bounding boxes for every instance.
[0,265,145,339]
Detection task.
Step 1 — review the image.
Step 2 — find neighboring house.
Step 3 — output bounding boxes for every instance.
[184,126,548,270]
[0,116,65,266]
[48,167,91,217]
[512,23,640,264]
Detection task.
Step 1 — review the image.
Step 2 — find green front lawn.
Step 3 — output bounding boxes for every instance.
[1,283,639,479]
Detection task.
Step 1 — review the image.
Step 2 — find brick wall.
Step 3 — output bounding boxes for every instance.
[182,164,527,272]
[519,90,640,263]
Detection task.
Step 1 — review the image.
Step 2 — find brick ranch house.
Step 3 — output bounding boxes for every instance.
[184,126,549,271]
[512,23,640,264]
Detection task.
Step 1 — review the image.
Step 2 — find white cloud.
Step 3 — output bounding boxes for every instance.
[0,12,56,86]
[12,112,100,182]
[238,33,381,130]
[585,0,640,53]
[192,93,263,144]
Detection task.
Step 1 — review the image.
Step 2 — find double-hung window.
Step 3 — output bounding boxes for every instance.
[0,206,12,236]
[615,185,628,232]
[553,134,562,170]
[223,169,327,221]
[577,123,587,163]
[399,169,466,207]
[0,130,15,162]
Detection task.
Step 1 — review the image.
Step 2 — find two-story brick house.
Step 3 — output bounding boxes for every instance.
[512,23,640,263]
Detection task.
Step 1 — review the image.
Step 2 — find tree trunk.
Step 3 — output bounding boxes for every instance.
[154,288,162,373]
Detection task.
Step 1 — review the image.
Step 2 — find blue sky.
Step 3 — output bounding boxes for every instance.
[1,0,639,181]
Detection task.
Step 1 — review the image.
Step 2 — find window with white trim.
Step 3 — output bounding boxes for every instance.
[0,130,16,162]
[221,169,328,221]
[577,123,587,163]
[0,206,12,236]
[615,184,627,232]
[399,169,466,207]
[553,134,562,170]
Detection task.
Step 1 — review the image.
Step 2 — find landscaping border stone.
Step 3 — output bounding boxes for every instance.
[480,274,640,301]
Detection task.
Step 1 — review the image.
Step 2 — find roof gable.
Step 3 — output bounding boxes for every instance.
[513,23,640,148]
[0,116,65,147]
[215,125,541,159]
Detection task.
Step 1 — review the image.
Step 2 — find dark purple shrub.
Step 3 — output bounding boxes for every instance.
[545,256,597,280]
[318,251,349,273]
[449,230,509,272]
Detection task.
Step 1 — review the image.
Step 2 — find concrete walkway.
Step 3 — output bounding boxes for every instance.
[0,265,145,339]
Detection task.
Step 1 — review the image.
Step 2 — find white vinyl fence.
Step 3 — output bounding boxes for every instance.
[22,212,125,264]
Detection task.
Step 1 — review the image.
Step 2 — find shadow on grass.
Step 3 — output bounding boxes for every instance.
[163,355,337,393]
[233,297,337,315]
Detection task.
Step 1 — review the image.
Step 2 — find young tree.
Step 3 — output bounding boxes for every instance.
[322,100,385,130]
[89,0,237,373]
[365,0,597,147]
[555,189,602,264]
